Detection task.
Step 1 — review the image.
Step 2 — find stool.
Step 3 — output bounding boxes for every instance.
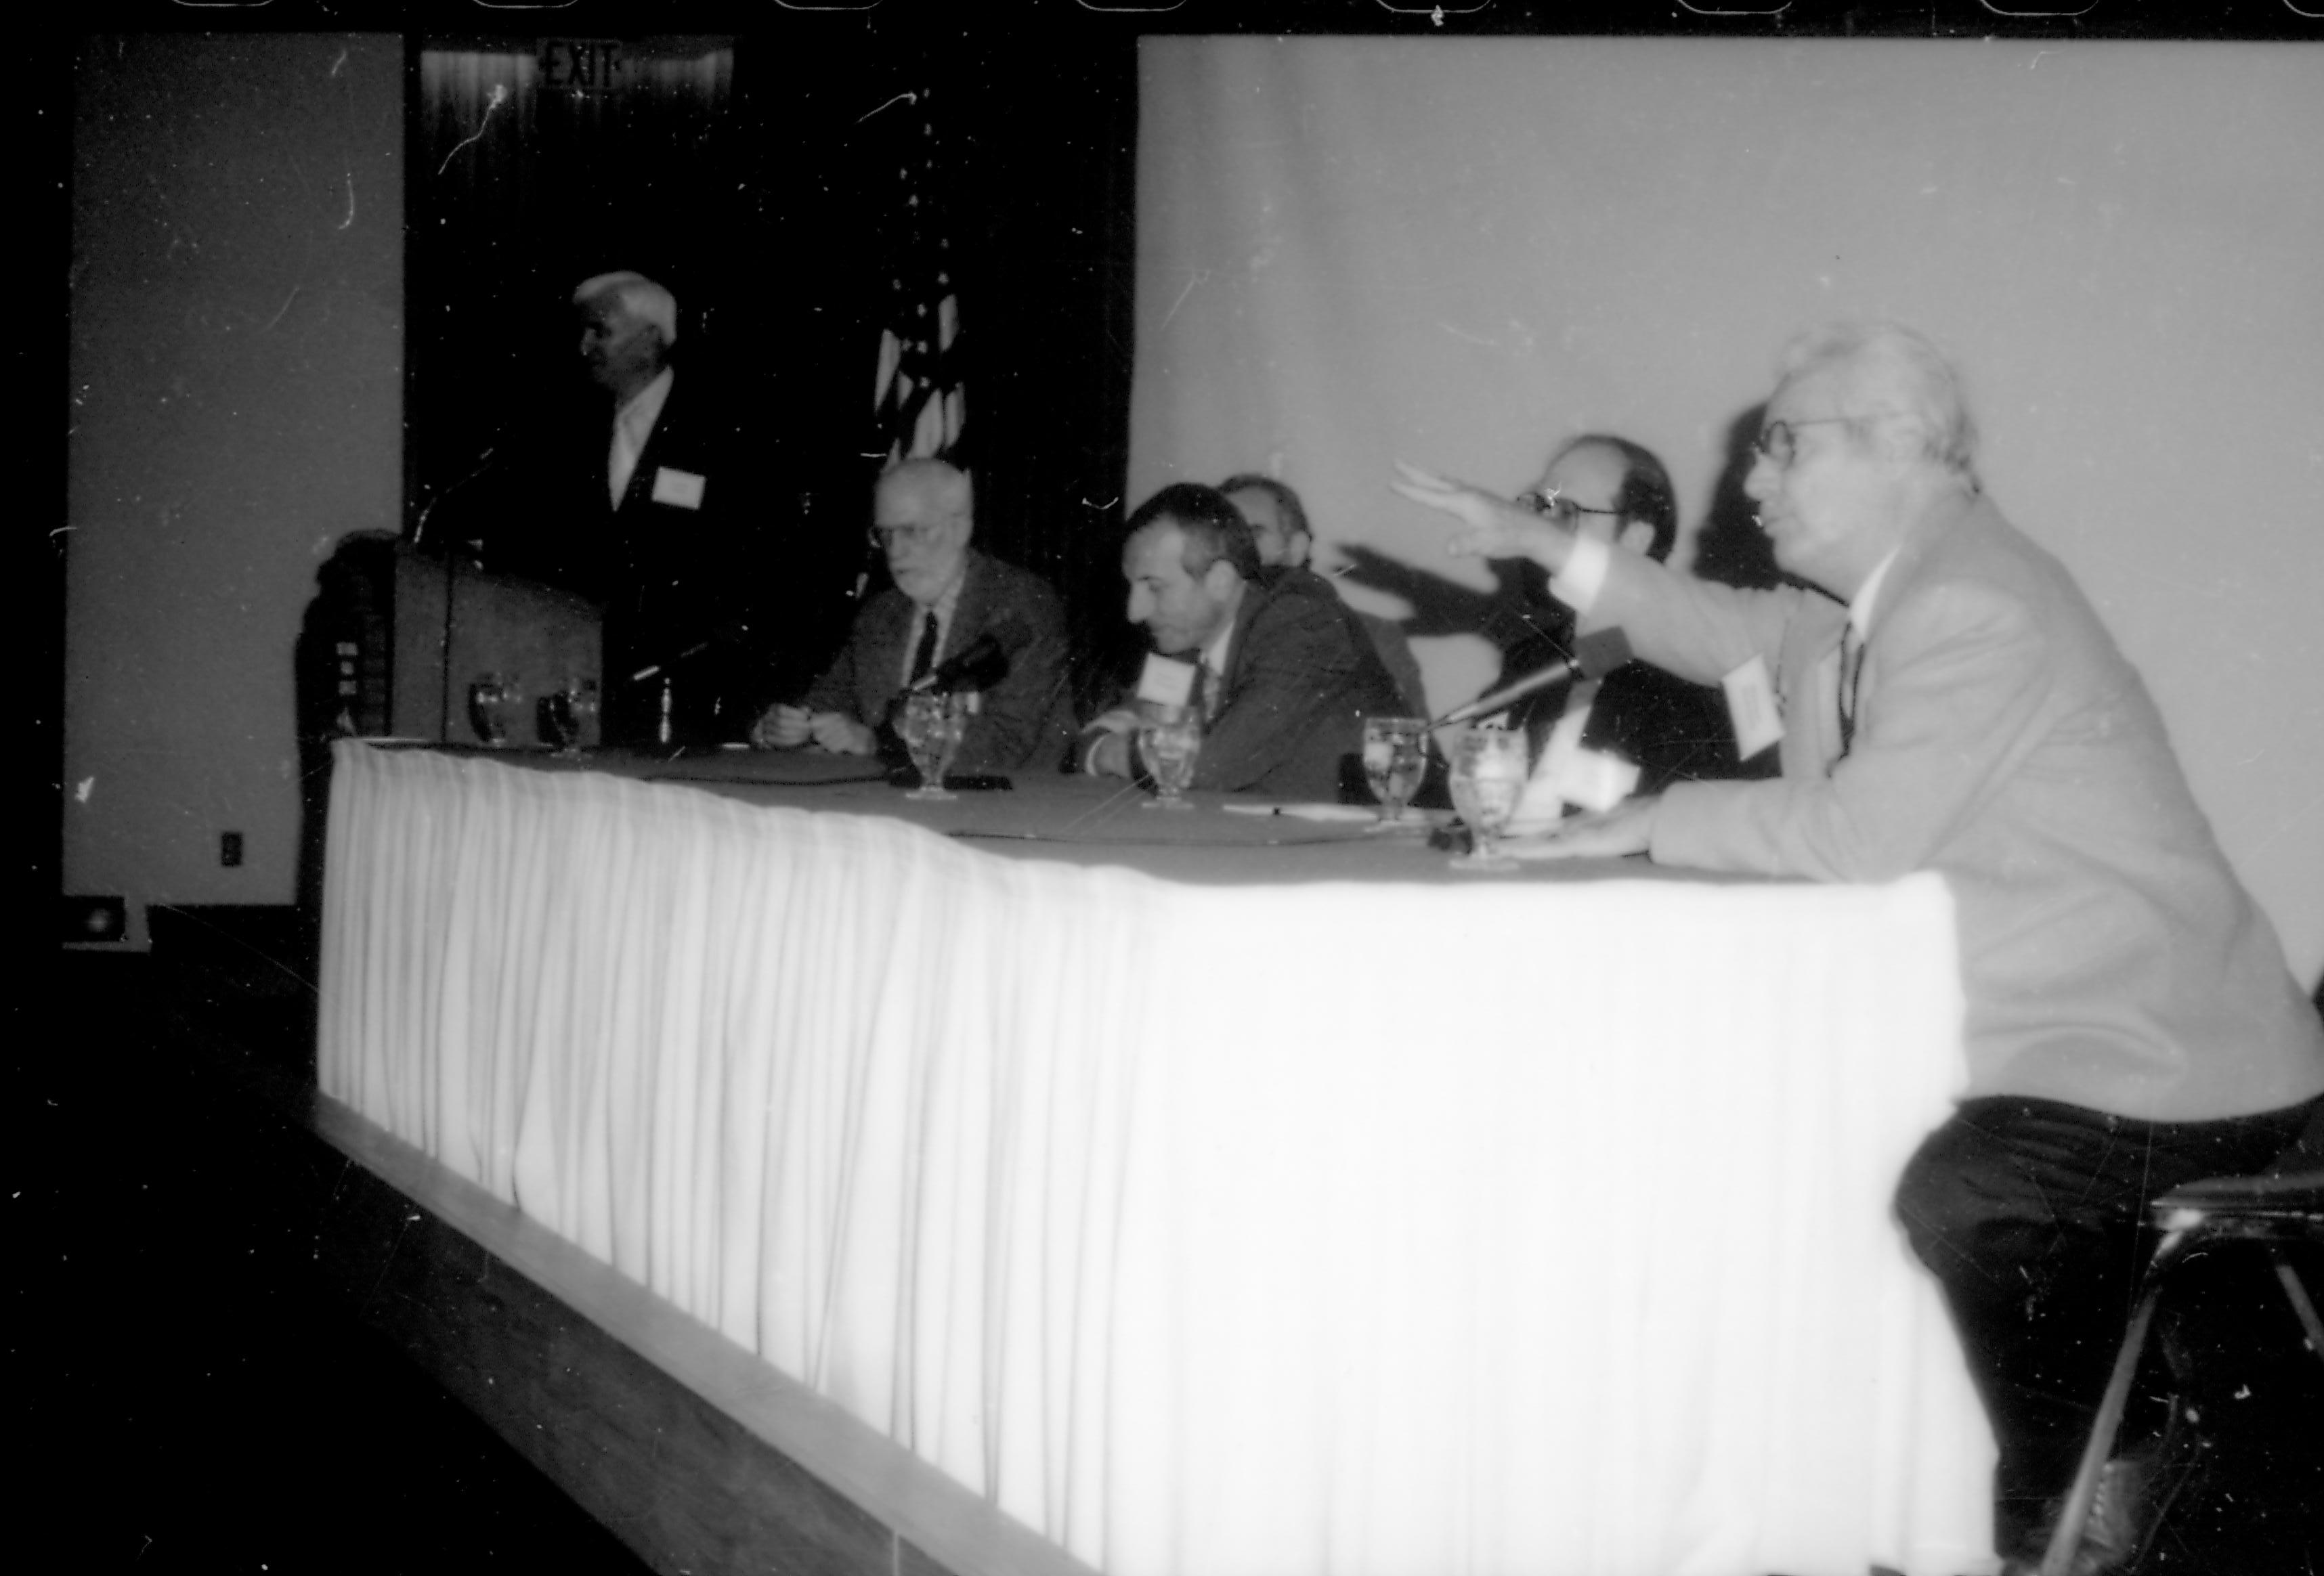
[2036,1118,2324,1576]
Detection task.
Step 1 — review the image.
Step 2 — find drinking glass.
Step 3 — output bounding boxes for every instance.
[1136,701,1203,810]
[536,677,599,756]
[1448,726,1528,871]
[1361,715,1430,829]
[467,674,519,747]
[900,691,970,800]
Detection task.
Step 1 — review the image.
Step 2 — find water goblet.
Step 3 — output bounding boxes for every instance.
[467,673,519,747]
[900,690,970,800]
[536,676,599,756]
[1448,725,1528,871]
[1361,715,1431,829]
[1136,701,1203,810]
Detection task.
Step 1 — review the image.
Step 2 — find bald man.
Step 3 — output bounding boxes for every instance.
[1501,434,1760,802]
[758,460,1075,776]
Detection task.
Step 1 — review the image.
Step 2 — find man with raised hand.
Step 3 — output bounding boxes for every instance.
[1395,320,2324,1572]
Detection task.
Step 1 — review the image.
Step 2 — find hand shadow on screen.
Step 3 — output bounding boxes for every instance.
[1332,544,1571,669]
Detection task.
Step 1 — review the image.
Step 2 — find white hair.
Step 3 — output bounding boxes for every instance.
[876,457,974,521]
[1778,318,1977,483]
[574,270,679,345]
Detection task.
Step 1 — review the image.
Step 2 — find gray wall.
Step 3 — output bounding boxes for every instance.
[1131,39,2324,980]
[68,34,404,946]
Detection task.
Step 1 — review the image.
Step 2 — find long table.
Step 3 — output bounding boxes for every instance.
[318,739,1995,1576]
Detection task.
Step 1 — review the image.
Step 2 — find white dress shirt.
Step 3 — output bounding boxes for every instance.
[608,366,676,507]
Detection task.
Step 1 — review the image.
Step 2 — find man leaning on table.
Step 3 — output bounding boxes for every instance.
[754,458,1075,775]
[1083,482,1406,800]
[479,270,768,745]
[1394,320,2324,1573]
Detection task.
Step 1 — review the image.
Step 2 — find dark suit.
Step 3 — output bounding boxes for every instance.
[1574,659,1757,796]
[1161,567,1407,799]
[802,550,1075,776]
[481,366,768,744]
[1354,609,1429,718]
[1505,583,1767,789]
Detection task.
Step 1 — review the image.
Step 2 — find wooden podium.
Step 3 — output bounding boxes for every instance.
[299,533,604,748]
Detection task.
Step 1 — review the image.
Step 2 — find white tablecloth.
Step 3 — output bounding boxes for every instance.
[319,741,1994,1575]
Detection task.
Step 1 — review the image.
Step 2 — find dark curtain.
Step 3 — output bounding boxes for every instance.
[408,37,756,533]
[408,26,1138,707]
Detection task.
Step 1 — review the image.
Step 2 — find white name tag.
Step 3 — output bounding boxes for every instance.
[1723,655,1784,759]
[651,467,707,510]
[1136,654,1197,707]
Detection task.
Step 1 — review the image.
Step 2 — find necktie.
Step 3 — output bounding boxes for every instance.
[1836,624,1866,761]
[1190,660,1221,725]
[909,609,941,682]
[609,405,647,507]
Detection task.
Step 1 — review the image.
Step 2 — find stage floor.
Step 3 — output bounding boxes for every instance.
[27,943,650,1575]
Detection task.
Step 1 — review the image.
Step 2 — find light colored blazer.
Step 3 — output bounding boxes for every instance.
[1584,489,2324,1122]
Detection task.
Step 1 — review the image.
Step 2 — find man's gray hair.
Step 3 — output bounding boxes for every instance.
[574,270,679,345]
[876,457,974,521]
[1778,319,1977,483]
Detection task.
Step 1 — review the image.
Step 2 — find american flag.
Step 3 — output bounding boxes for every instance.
[869,85,966,466]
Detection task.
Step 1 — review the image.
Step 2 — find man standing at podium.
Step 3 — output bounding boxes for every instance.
[486,270,765,745]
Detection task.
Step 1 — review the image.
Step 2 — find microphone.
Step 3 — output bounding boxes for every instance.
[909,616,1032,695]
[410,443,501,553]
[629,619,753,685]
[1431,627,1633,728]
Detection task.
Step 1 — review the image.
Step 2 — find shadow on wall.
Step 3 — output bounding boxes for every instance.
[1692,403,1787,594]
[1332,401,1794,707]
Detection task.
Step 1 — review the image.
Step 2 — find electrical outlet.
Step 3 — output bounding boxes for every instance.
[221,831,244,867]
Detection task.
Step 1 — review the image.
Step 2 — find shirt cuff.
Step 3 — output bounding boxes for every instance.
[1548,533,1611,614]
[1081,726,1129,778]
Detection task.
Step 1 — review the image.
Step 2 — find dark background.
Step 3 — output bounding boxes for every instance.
[29,3,2321,1571]
[408,20,1146,708]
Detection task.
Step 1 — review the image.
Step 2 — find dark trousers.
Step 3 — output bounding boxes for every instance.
[1894,1094,2317,1557]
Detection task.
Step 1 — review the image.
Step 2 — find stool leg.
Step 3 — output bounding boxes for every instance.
[2038,1279,2165,1576]
[2273,1249,2324,1359]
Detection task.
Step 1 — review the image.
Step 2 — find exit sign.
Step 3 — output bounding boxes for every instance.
[539,40,632,93]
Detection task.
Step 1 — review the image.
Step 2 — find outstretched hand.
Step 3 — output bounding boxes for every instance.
[1390,460,1572,571]
[1501,796,1660,861]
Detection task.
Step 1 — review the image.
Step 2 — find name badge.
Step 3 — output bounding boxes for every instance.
[1136,654,1197,707]
[1723,655,1784,759]
[651,467,707,510]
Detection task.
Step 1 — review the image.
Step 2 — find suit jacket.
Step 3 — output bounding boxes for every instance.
[1183,567,1408,798]
[802,550,1075,775]
[1581,488,2324,1122]
[1354,609,1429,719]
[1503,584,1766,789]
[1576,660,1763,796]
[481,366,769,743]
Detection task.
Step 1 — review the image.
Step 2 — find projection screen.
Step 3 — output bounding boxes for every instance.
[1127,36,2324,978]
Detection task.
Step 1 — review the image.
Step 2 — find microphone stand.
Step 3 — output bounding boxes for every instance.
[412,442,500,744]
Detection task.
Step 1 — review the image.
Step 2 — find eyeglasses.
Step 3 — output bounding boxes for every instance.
[1512,489,1621,528]
[868,522,944,552]
[1753,416,1855,468]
